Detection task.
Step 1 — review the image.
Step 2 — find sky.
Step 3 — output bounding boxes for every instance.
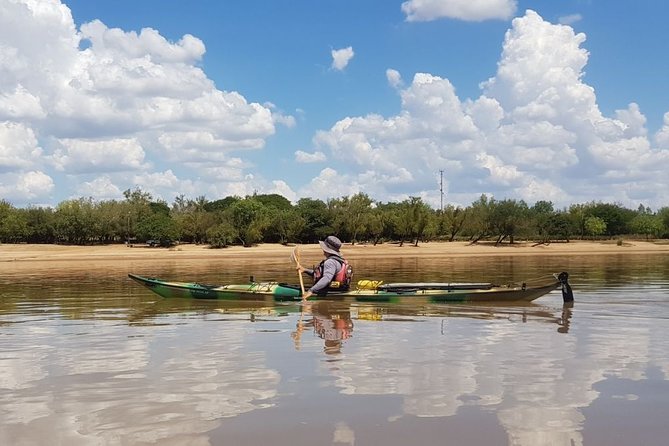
[1,0,669,210]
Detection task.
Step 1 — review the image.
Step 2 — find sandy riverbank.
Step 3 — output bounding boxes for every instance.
[1,240,668,264]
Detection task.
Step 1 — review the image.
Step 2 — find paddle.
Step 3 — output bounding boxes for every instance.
[291,246,306,296]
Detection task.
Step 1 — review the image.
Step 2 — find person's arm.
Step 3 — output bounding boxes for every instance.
[304,267,315,277]
[296,264,315,277]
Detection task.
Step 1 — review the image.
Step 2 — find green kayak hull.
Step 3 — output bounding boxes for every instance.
[128,273,563,303]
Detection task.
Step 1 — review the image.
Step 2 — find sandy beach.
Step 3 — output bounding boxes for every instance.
[1,240,668,264]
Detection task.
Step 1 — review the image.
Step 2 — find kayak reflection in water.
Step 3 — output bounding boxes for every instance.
[291,303,354,354]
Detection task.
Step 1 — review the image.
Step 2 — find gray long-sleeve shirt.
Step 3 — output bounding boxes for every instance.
[304,256,342,293]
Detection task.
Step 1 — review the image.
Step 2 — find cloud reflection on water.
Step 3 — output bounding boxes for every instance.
[0,312,280,445]
[313,297,667,446]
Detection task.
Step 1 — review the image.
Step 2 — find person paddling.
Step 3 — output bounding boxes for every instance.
[296,236,352,301]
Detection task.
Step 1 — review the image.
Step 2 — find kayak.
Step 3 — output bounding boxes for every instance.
[128,272,573,304]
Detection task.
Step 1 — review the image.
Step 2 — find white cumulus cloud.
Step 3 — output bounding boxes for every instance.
[0,122,43,171]
[654,112,669,150]
[76,175,122,200]
[402,0,517,22]
[331,46,354,71]
[295,150,326,163]
[52,138,146,173]
[386,69,403,89]
[0,170,54,201]
[559,14,583,25]
[312,10,669,208]
[0,0,292,205]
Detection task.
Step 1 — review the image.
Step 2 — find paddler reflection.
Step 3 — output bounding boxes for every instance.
[291,302,353,354]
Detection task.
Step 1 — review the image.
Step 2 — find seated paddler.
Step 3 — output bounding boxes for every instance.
[296,235,352,300]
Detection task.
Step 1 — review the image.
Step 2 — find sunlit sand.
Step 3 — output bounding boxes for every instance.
[1,240,668,265]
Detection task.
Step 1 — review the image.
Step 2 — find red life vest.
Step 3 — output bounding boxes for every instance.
[313,256,352,290]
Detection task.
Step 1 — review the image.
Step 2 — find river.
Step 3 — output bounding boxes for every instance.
[1,254,669,445]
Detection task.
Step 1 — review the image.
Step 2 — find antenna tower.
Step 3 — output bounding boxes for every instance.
[439,170,444,212]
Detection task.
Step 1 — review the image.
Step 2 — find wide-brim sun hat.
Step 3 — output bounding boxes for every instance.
[319,235,342,256]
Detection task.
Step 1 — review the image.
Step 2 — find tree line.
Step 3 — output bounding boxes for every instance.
[1,188,669,247]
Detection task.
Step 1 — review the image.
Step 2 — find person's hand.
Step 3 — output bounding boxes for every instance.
[295,263,305,272]
[301,290,313,301]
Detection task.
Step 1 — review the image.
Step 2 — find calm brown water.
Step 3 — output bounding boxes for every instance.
[1,254,669,445]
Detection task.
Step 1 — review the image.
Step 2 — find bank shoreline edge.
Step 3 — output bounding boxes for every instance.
[1,240,668,263]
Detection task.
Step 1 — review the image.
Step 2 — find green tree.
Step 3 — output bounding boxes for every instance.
[328,193,373,244]
[0,199,12,220]
[206,221,237,248]
[0,200,18,242]
[0,206,28,242]
[136,213,179,243]
[93,200,128,243]
[393,197,435,247]
[249,194,298,244]
[392,201,414,247]
[172,195,214,244]
[227,198,270,246]
[24,206,56,243]
[439,205,467,242]
[54,198,97,244]
[489,199,529,245]
[568,203,589,239]
[123,187,154,242]
[149,201,170,216]
[253,193,292,211]
[204,196,241,213]
[412,198,437,246]
[364,206,391,245]
[294,198,331,243]
[584,216,606,238]
[269,208,306,244]
[545,212,572,242]
[589,202,635,236]
[123,187,153,205]
[658,207,669,237]
[628,213,663,239]
[462,195,494,243]
[531,200,556,243]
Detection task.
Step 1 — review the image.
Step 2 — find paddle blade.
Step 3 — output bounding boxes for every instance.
[291,246,301,264]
